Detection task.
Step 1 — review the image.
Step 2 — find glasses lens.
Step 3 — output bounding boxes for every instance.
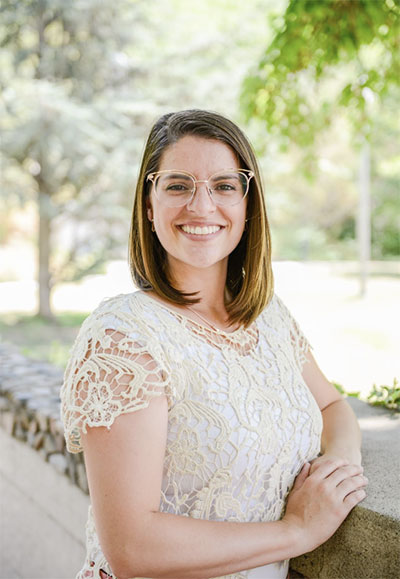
[155,172,195,206]
[209,171,248,206]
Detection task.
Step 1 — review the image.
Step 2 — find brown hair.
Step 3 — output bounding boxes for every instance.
[129,109,273,328]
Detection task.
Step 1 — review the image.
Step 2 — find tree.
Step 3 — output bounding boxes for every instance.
[0,0,151,318]
[1,0,287,317]
[241,0,400,278]
[241,0,400,146]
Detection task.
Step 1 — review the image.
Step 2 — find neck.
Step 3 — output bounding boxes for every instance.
[168,259,229,321]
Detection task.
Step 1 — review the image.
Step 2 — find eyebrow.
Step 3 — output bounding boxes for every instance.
[163,173,193,181]
[212,172,240,179]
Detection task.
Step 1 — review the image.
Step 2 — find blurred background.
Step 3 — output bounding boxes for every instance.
[0,0,399,398]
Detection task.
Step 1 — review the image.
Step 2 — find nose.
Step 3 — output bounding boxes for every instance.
[186,181,216,213]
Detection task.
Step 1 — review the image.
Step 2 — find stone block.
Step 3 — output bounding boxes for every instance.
[33,431,45,451]
[49,416,63,436]
[76,462,89,494]
[35,410,49,431]
[28,418,39,434]
[0,412,15,435]
[44,434,58,456]
[0,396,10,411]
[48,452,68,475]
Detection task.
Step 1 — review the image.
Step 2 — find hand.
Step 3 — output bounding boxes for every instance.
[282,458,368,555]
[309,451,362,475]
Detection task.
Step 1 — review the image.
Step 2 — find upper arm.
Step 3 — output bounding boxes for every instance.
[301,348,342,411]
[61,318,172,572]
[82,394,168,570]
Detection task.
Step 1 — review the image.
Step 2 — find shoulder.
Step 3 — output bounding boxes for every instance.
[66,291,167,373]
[61,291,173,453]
[77,291,156,338]
[257,293,305,336]
[90,290,149,321]
[257,293,288,323]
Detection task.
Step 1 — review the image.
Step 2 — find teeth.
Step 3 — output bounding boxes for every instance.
[181,225,221,235]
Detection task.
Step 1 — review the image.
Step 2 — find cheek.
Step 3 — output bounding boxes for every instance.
[231,206,247,234]
[153,208,181,248]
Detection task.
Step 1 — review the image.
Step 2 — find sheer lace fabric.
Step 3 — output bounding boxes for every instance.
[61,292,322,579]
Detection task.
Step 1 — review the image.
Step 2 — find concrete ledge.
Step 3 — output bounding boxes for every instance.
[291,398,400,579]
[0,427,89,579]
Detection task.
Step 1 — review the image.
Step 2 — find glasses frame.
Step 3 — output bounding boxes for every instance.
[146,168,254,207]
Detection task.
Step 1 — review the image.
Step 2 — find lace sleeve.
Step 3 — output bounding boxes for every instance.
[61,310,172,454]
[274,295,312,372]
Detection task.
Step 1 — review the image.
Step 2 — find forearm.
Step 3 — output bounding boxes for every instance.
[110,512,298,579]
[320,398,362,463]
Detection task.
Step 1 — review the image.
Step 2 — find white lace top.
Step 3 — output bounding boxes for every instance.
[61,291,322,579]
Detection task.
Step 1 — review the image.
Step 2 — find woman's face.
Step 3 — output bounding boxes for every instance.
[146,135,247,278]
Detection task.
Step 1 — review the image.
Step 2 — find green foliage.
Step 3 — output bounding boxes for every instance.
[20,339,71,369]
[367,378,400,411]
[334,379,400,412]
[241,0,400,260]
[241,0,400,142]
[0,0,152,302]
[0,0,286,311]
[0,310,89,368]
[333,382,360,398]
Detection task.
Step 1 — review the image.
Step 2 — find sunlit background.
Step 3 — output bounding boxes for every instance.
[1,0,399,398]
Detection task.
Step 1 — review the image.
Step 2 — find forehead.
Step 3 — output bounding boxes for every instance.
[158,135,239,176]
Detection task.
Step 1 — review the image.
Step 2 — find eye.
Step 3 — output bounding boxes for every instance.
[158,173,194,195]
[215,182,235,191]
[166,183,190,192]
[212,177,241,193]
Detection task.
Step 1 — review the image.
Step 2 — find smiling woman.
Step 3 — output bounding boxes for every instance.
[130,109,274,330]
[145,135,249,304]
[61,109,366,579]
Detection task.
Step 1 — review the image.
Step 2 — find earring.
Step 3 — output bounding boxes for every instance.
[151,219,155,232]
[244,218,248,231]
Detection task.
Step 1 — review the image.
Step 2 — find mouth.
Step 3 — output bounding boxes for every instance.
[179,224,222,236]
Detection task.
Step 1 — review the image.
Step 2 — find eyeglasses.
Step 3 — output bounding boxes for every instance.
[146,169,254,207]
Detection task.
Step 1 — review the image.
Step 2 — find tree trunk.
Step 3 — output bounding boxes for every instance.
[35,6,54,319]
[357,141,371,298]
[37,185,54,319]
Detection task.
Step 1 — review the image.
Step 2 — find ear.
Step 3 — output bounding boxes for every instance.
[145,196,153,222]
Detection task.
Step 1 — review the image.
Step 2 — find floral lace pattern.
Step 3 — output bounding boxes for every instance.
[61,291,322,579]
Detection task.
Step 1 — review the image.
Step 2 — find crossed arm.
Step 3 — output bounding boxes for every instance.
[82,349,365,579]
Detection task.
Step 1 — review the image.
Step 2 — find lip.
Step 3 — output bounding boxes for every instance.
[177,224,225,239]
[177,222,225,227]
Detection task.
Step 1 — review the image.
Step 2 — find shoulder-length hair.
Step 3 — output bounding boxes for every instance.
[129,109,273,328]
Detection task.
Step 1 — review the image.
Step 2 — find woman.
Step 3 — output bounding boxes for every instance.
[61,109,366,579]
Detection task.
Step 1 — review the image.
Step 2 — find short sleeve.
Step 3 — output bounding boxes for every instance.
[60,299,172,453]
[274,295,312,372]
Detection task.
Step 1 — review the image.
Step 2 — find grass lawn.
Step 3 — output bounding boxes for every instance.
[0,311,88,369]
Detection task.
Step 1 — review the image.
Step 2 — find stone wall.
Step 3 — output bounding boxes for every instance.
[0,343,88,494]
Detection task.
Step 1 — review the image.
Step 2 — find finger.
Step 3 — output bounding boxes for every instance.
[337,475,368,498]
[308,458,349,481]
[309,458,322,475]
[309,456,330,475]
[326,464,364,487]
[343,488,367,510]
[292,462,311,490]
